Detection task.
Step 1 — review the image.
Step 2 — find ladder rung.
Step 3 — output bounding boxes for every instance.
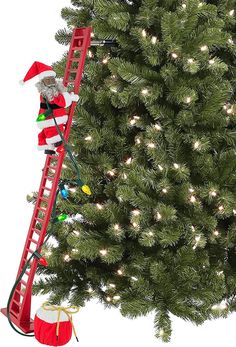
[69,58,80,62]
[15,289,25,297]
[26,248,35,254]
[9,310,18,318]
[32,228,41,235]
[35,217,44,223]
[74,35,84,39]
[25,270,30,276]
[29,238,38,245]
[12,299,21,307]
[20,280,27,287]
[46,176,54,181]
[69,69,78,73]
[37,207,47,213]
[39,197,49,203]
[42,187,51,191]
[72,46,83,50]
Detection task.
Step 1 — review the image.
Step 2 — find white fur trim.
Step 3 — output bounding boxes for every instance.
[38,70,56,80]
[37,115,68,129]
[19,80,25,85]
[37,144,54,151]
[36,307,69,323]
[62,92,72,108]
[46,134,62,144]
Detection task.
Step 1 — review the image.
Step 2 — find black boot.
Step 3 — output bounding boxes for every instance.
[44,149,56,155]
[54,141,63,147]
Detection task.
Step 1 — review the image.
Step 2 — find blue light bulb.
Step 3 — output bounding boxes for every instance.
[60,188,69,199]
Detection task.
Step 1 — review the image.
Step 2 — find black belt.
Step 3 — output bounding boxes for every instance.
[40,102,62,110]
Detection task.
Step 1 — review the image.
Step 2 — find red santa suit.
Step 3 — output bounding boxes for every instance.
[37,93,72,151]
[20,61,78,152]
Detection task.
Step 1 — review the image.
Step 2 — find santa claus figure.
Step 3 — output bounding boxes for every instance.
[20,61,79,154]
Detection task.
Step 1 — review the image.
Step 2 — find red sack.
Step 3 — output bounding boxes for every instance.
[34,302,79,346]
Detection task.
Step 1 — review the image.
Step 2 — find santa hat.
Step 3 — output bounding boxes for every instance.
[20,61,56,85]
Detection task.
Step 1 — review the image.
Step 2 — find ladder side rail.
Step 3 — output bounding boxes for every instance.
[15,155,53,278]
[18,154,66,323]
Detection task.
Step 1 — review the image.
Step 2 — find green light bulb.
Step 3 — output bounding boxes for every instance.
[37,113,46,122]
[57,213,68,221]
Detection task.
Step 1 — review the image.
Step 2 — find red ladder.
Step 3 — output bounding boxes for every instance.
[1,27,91,333]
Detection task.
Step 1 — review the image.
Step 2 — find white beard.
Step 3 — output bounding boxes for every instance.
[35,80,67,102]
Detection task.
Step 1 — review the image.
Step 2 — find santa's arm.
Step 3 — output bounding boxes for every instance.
[51,92,73,108]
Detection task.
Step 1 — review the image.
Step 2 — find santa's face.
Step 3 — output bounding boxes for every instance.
[42,76,56,87]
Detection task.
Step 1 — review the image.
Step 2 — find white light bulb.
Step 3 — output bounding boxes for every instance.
[188,58,194,64]
[125,157,132,165]
[209,59,215,65]
[106,296,112,302]
[96,203,103,210]
[136,138,141,144]
[198,2,203,7]
[107,170,115,176]
[110,87,118,93]
[102,58,108,64]
[171,52,178,59]
[91,32,95,38]
[228,38,234,44]
[229,9,235,16]
[131,276,138,281]
[62,164,68,168]
[113,295,121,300]
[109,283,116,288]
[88,288,93,293]
[191,225,195,231]
[182,4,187,9]
[114,224,120,231]
[210,190,217,197]
[162,188,168,194]
[211,304,218,310]
[194,141,200,149]
[213,230,219,236]
[233,209,236,215]
[69,188,77,193]
[147,143,156,148]
[186,96,192,103]
[151,36,157,44]
[100,249,108,256]
[130,119,136,125]
[132,222,139,228]
[195,235,201,242]
[88,50,93,58]
[200,45,208,51]
[132,209,140,216]
[173,163,180,169]
[156,212,162,220]
[158,165,164,171]
[117,269,123,275]
[218,205,224,212]
[227,108,233,114]
[73,230,80,236]
[154,124,162,131]
[141,88,149,95]
[142,29,147,37]
[64,254,71,262]
[122,173,128,179]
[148,231,154,236]
[189,188,195,193]
[190,195,196,203]
[159,329,165,336]
[85,135,92,141]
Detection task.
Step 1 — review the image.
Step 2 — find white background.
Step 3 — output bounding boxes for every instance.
[0,1,235,346]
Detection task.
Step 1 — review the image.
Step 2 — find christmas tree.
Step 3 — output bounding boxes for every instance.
[31,0,236,341]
